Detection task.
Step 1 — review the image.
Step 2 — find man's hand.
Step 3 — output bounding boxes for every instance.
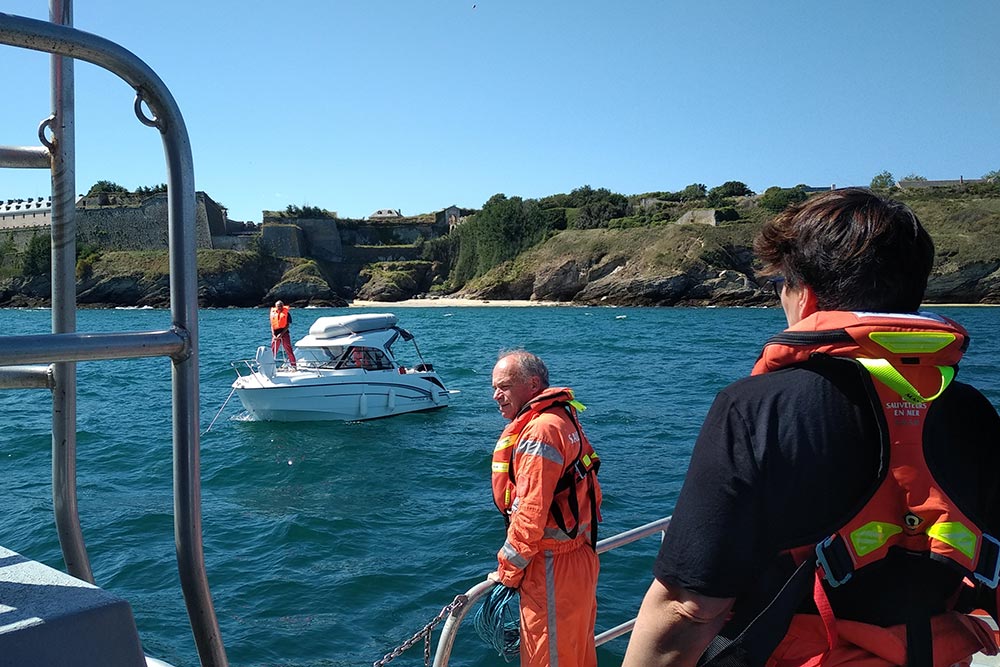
[486,571,502,584]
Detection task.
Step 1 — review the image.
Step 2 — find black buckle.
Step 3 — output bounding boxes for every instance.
[975,533,1000,588]
[815,534,855,587]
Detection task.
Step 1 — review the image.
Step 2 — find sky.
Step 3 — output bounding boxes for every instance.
[2,1,999,223]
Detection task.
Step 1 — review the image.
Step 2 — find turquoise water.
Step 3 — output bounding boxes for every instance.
[3,306,998,667]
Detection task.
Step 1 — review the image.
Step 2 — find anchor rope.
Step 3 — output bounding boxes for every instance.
[203,385,237,435]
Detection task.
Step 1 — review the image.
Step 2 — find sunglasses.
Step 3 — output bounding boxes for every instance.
[767,276,785,299]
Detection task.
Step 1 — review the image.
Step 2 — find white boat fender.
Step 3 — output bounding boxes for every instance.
[387,388,396,411]
[359,393,368,418]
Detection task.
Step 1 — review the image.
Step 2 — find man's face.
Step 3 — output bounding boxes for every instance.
[491,357,540,421]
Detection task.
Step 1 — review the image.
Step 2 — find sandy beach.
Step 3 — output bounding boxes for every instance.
[349,297,566,308]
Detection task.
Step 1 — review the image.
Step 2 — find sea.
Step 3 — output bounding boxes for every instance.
[2,305,999,667]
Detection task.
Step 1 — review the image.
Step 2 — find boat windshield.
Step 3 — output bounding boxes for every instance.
[341,346,393,370]
[293,345,345,368]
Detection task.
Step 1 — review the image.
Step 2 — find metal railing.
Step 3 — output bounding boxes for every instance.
[430,516,671,667]
[0,8,226,667]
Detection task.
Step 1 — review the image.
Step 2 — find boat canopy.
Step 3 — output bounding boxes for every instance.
[307,313,398,338]
[295,314,401,349]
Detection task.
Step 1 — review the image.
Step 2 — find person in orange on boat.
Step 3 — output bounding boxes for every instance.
[623,188,1000,667]
[489,350,602,667]
[269,300,296,369]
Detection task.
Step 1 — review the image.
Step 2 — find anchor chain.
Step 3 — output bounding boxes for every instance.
[373,594,469,667]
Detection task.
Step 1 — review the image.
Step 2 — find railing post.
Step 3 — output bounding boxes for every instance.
[48,0,92,585]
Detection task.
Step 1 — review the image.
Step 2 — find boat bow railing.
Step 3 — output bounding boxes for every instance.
[429,515,671,667]
[0,9,226,667]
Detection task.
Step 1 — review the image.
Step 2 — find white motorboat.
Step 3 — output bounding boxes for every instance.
[231,313,456,421]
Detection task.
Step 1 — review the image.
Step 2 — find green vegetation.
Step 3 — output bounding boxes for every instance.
[21,233,51,276]
[86,180,129,195]
[281,204,337,219]
[758,185,809,213]
[870,170,896,190]
[449,194,553,287]
[75,243,102,280]
[85,181,166,197]
[892,186,1000,267]
[0,233,19,278]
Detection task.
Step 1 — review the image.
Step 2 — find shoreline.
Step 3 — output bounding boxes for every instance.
[348,297,569,308]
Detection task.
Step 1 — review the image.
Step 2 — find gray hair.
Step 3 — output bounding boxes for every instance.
[497,348,549,388]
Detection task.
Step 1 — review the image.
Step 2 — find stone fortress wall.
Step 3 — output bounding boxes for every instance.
[0,192,222,251]
[0,194,467,264]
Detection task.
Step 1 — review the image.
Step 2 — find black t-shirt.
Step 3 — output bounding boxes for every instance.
[654,355,1000,627]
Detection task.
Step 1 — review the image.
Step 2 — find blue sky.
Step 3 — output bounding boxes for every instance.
[2,1,998,222]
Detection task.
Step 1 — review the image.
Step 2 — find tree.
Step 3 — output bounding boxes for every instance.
[284,204,335,219]
[982,169,1000,183]
[0,233,16,273]
[678,183,707,201]
[708,181,754,199]
[870,171,895,189]
[901,173,927,182]
[759,185,808,213]
[86,180,129,196]
[574,199,628,229]
[450,193,552,286]
[21,233,51,276]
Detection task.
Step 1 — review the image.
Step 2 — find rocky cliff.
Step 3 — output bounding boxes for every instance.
[0,250,349,308]
[454,225,1000,306]
[2,200,999,308]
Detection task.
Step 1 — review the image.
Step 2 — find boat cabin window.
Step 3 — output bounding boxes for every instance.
[294,345,344,368]
[342,346,392,370]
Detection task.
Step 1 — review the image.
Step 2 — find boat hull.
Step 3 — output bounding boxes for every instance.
[233,370,452,422]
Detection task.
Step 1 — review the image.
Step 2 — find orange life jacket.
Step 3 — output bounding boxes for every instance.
[270,306,289,331]
[752,310,998,588]
[491,387,601,546]
[701,311,1000,667]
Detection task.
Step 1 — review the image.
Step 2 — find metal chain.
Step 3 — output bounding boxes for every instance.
[373,594,469,667]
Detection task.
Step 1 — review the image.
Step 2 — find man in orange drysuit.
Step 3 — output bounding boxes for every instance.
[269,300,296,369]
[489,349,602,667]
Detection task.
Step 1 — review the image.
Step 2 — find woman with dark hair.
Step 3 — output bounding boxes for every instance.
[624,189,1000,667]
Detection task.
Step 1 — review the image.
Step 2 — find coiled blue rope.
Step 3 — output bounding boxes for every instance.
[473,585,521,662]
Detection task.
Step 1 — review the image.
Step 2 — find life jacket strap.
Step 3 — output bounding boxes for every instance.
[698,557,819,666]
[856,358,955,404]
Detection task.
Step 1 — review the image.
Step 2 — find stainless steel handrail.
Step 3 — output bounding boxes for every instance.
[0,145,50,168]
[431,515,672,667]
[0,10,227,667]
